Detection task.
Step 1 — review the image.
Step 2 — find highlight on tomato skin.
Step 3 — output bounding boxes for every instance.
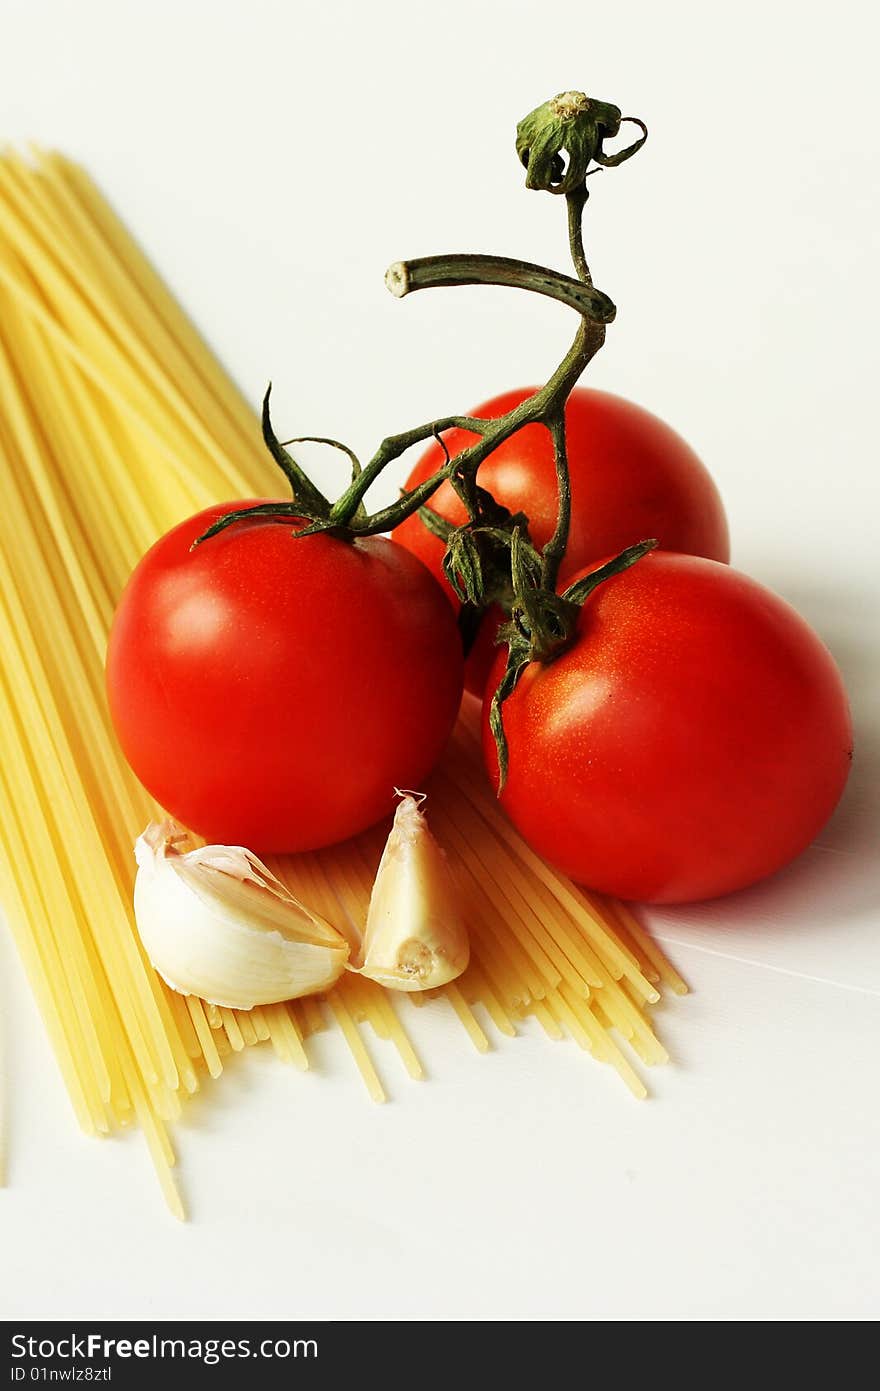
[481,551,853,906]
[106,501,465,854]
[394,386,730,694]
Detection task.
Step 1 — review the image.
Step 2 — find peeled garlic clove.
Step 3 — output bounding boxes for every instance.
[133,821,348,1009]
[356,794,469,992]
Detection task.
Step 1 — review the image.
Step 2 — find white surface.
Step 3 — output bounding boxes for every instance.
[1,0,878,1323]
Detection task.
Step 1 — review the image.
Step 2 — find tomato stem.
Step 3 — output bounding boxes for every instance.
[540,414,572,592]
[326,413,492,531]
[200,93,642,555]
[195,91,653,781]
[566,185,592,284]
[384,254,615,322]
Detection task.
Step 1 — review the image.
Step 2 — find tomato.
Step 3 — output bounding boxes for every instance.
[394,387,730,693]
[481,552,852,904]
[107,502,463,852]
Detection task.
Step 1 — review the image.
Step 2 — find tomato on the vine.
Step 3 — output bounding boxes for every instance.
[394,387,730,692]
[107,502,464,852]
[482,552,852,904]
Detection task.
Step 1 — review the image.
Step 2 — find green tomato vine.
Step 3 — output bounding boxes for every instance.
[195,91,654,787]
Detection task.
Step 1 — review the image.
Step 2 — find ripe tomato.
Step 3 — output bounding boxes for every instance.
[394,387,730,693]
[107,502,463,852]
[482,553,852,904]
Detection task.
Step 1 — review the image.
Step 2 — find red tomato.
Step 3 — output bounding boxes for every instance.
[394,387,730,693]
[482,552,852,904]
[107,502,463,852]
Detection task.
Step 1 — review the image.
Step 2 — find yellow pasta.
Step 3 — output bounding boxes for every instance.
[0,148,686,1216]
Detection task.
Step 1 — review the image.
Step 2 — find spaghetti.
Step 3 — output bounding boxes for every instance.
[0,148,686,1217]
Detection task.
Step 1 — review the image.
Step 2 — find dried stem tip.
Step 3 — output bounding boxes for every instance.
[550,91,592,120]
[385,261,409,297]
[516,91,647,195]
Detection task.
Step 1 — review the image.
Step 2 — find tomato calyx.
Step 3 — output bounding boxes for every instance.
[191,388,361,548]
[417,490,536,654]
[488,537,658,791]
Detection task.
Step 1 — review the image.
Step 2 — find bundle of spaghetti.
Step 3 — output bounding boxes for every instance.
[0,147,686,1215]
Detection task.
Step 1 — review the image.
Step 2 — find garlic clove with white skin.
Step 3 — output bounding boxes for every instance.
[354,793,469,992]
[133,821,348,1009]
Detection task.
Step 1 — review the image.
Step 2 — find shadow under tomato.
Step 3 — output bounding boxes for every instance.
[640,571,879,967]
[750,571,878,855]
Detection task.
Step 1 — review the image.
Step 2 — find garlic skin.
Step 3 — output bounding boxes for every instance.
[133,822,348,1009]
[356,794,469,992]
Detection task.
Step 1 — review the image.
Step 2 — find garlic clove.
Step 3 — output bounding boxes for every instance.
[355,794,469,992]
[133,821,348,1010]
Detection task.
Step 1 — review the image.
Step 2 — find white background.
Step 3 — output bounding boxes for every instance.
[1,0,878,1322]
